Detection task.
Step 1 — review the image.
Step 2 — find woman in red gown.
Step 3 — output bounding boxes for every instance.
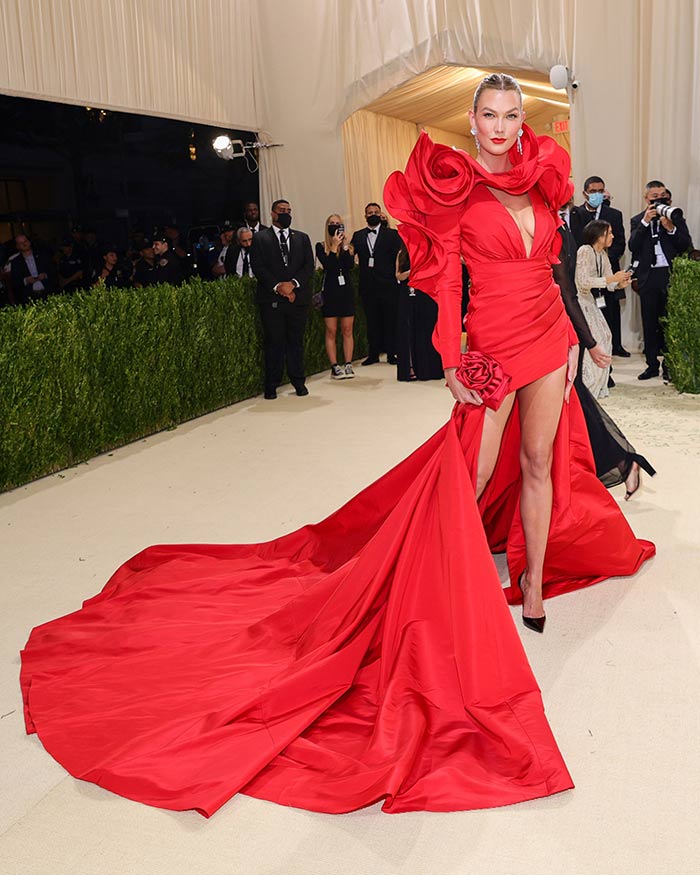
[20,74,654,818]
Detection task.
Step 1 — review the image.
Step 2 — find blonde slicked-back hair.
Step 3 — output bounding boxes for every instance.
[472,72,523,112]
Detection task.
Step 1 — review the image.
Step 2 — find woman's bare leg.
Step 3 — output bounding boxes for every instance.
[340,316,354,364]
[324,318,338,364]
[475,392,516,499]
[516,364,567,618]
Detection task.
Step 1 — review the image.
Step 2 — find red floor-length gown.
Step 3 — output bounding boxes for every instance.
[21,127,654,817]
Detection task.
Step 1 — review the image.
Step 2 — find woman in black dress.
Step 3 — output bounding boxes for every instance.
[316,214,355,379]
[395,246,444,382]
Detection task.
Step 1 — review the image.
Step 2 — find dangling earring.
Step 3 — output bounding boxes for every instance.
[470,127,480,154]
[516,128,524,155]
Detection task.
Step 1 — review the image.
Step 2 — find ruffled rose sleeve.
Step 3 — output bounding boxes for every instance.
[384,133,473,369]
[536,135,574,215]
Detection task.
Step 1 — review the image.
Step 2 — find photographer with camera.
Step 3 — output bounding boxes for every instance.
[629,180,692,381]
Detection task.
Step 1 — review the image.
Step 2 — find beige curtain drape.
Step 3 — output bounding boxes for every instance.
[341,110,420,235]
[0,0,259,129]
[342,110,481,234]
[423,126,473,154]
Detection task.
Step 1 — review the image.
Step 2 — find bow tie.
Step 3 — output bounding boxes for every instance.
[368,228,378,234]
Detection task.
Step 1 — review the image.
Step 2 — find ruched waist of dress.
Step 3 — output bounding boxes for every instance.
[464,255,569,390]
[467,256,553,295]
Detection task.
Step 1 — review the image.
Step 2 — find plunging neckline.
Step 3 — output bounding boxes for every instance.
[483,186,538,259]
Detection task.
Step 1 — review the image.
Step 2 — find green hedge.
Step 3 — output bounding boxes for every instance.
[0,270,367,492]
[666,257,700,394]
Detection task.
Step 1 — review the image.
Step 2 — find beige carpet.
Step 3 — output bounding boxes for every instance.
[1,354,699,875]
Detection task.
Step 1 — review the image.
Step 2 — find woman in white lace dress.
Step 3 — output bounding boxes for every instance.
[575,221,632,398]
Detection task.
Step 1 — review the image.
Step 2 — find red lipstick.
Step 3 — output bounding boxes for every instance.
[491,138,506,144]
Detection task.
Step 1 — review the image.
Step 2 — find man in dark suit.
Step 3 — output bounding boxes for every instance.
[242,202,268,235]
[224,226,255,278]
[629,180,692,381]
[210,221,236,279]
[351,202,402,365]
[250,199,314,399]
[10,234,57,304]
[571,176,629,356]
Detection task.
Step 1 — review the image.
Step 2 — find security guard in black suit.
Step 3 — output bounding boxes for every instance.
[249,199,315,399]
[350,202,402,365]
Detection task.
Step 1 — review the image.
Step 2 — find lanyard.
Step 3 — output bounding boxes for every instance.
[367,230,378,257]
[594,249,603,277]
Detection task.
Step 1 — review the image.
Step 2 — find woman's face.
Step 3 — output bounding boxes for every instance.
[604,228,614,247]
[469,88,524,158]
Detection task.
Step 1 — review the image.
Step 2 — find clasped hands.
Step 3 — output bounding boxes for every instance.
[276,281,296,302]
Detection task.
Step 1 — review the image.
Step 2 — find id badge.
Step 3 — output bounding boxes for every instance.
[368,257,375,268]
[596,296,607,309]
[338,274,346,286]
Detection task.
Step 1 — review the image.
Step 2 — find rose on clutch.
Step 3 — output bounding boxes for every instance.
[455,351,512,410]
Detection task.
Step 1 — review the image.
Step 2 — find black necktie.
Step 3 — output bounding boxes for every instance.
[242,250,250,276]
[279,231,289,267]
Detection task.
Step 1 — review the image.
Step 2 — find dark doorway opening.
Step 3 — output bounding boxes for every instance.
[0,93,259,253]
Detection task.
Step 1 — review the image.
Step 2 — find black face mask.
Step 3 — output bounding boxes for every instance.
[366,214,381,228]
[276,213,292,229]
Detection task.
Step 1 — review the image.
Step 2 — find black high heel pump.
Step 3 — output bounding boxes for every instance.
[517,571,546,634]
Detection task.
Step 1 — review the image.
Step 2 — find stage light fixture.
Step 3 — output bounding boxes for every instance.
[212,133,283,172]
[212,135,245,160]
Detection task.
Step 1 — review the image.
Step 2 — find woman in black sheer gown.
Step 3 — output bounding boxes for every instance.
[556,225,656,496]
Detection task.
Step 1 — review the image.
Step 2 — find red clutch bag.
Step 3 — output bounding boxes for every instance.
[455,351,512,410]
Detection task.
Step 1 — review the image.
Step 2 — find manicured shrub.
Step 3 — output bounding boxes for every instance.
[665,257,700,394]
[0,271,367,491]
